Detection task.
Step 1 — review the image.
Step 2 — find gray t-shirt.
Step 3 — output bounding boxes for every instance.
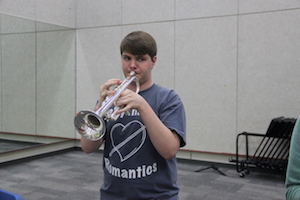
[100,84,186,200]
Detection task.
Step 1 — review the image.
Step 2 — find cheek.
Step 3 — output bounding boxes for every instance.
[122,62,129,69]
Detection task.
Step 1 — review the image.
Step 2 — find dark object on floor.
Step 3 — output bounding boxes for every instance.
[230,116,296,177]
[195,164,227,176]
[0,189,23,200]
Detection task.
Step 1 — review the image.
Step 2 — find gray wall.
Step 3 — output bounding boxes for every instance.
[1,1,300,162]
[0,14,75,139]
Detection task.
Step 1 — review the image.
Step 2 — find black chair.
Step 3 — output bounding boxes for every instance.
[230,117,296,177]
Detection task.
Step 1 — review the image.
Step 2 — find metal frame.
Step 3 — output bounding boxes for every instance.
[230,117,296,177]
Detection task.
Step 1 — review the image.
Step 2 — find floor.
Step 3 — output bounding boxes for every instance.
[0,149,286,200]
[0,139,41,153]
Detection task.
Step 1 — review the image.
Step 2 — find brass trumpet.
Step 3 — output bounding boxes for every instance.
[74,71,140,141]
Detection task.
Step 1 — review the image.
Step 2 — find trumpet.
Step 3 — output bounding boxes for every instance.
[74,71,140,141]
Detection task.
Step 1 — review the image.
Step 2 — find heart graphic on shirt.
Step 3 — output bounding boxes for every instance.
[109,120,146,162]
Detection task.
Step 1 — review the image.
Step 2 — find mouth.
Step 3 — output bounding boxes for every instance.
[129,71,137,76]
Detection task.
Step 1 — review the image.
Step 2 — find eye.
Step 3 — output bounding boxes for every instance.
[137,56,146,62]
[123,55,131,61]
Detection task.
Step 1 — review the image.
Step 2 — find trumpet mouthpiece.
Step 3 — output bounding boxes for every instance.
[130,71,135,76]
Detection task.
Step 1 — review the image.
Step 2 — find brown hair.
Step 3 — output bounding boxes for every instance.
[120,31,157,60]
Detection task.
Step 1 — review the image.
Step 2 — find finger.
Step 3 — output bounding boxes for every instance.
[100,79,121,98]
[117,104,130,114]
[100,79,119,91]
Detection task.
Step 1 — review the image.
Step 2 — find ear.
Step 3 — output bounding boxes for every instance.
[151,56,157,69]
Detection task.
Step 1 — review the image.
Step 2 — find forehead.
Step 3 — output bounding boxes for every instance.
[122,52,150,57]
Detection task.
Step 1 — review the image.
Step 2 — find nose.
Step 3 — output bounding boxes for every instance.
[129,60,137,70]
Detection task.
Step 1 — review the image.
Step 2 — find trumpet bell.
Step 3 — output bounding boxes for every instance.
[74,71,139,141]
[74,110,106,141]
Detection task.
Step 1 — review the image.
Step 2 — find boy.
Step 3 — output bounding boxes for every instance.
[81,31,186,200]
